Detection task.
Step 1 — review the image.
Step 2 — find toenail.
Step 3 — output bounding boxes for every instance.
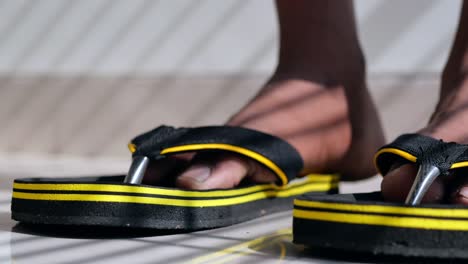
[182,165,211,183]
[388,162,406,174]
[386,165,402,176]
[457,186,468,198]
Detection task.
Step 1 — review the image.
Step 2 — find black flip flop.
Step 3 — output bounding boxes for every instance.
[293,134,468,259]
[12,125,339,230]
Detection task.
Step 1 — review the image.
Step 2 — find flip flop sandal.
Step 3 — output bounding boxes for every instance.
[292,134,468,259]
[11,125,339,230]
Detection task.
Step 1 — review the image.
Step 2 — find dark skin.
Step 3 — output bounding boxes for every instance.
[150,0,468,206]
[176,0,385,189]
[382,0,468,204]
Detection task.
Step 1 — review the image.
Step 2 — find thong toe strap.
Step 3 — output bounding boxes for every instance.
[374,134,468,204]
[127,125,304,186]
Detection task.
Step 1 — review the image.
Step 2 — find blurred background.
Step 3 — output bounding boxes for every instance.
[0,3,463,263]
[0,0,461,176]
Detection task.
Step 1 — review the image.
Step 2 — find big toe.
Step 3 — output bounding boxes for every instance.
[450,179,468,205]
[175,152,277,190]
[381,163,445,203]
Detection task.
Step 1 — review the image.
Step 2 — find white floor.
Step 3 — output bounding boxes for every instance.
[1,170,369,264]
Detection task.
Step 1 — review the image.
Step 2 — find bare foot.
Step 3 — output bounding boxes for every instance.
[149,0,386,190]
[144,0,384,189]
[176,74,385,189]
[381,1,468,205]
[381,76,468,204]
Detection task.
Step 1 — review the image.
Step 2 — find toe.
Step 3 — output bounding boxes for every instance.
[176,152,276,190]
[450,179,468,205]
[142,153,193,186]
[452,187,468,204]
[381,163,445,203]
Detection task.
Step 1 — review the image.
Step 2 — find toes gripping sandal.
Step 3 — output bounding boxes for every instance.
[12,126,339,230]
[293,134,468,259]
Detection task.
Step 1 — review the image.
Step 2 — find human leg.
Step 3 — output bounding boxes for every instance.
[175,0,385,190]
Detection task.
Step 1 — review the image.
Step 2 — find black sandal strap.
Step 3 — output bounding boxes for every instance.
[375,134,468,176]
[129,125,304,185]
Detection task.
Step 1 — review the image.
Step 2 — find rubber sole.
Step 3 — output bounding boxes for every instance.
[12,174,338,230]
[293,192,468,259]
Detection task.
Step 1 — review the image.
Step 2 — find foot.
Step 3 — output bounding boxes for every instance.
[143,0,385,190]
[382,75,468,204]
[175,72,385,190]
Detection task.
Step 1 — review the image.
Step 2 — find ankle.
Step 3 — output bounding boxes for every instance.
[437,62,468,115]
[273,46,366,87]
[439,44,468,108]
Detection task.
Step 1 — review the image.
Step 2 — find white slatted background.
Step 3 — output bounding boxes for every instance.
[0,0,460,158]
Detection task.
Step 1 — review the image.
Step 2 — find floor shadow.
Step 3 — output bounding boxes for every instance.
[244,229,467,264]
[0,211,14,232]
[302,246,467,264]
[247,232,303,261]
[11,223,192,239]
